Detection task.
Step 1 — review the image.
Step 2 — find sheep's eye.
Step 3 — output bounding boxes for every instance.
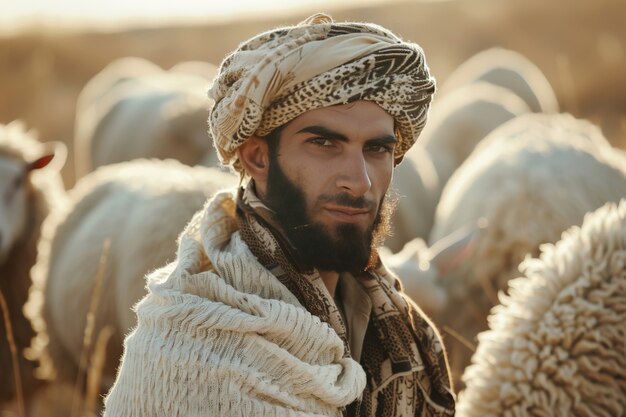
[13,174,24,189]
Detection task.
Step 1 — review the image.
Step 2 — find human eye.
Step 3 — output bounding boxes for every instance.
[366,143,394,154]
[308,137,335,148]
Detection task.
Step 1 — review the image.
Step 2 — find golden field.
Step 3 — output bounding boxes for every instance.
[1,1,626,415]
[0,0,625,187]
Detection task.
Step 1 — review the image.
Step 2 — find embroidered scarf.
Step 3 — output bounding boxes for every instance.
[236,184,455,416]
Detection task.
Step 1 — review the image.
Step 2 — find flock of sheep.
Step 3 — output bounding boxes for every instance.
[1,47,625,416]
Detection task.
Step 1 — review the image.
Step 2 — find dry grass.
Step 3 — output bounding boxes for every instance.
[442,325,476,354]
[84,325,114,416]
[0,289,26,417]
[0,240,112,417]
[70,239,111,417]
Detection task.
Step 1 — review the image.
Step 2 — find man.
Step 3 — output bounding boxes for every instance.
[104,13,455,416]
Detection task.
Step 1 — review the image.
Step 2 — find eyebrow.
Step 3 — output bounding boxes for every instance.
[296,125,398,145]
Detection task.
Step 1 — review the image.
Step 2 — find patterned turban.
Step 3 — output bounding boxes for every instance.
[208,13,436,171]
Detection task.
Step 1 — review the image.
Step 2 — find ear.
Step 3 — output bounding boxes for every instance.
[428,219,487,276]
[27,141,68,173]
[237,135,270,184]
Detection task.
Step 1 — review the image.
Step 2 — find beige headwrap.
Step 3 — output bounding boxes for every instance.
[208,13,436,171]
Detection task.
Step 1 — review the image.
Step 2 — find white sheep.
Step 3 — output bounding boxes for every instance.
[457,199,626,417]
[74,56,162,117]
[387,82,529,251]
[72,57,162,178]
[169,60,218,81]
[73,57,219,179]
[386,143,440,251]
[440,47,560,113]
[29,159,236,398]
[379,221,484,317]
[417,82,531,193]
[429,113,626,388]
[0,121,66,404]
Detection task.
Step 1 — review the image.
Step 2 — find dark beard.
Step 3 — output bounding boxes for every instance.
[264,156,394,274]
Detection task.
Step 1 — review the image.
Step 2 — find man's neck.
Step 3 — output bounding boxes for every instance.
[319,270,340,298]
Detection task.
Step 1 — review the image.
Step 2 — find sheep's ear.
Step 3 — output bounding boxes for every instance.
[28,141,68,173]
[27,154,55,171]
[428,219,487,275]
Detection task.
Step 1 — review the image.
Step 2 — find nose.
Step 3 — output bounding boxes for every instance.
[336,152,372,196]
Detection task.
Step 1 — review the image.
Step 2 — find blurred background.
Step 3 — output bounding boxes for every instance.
[1,0,625,187]
[2,3,626,415]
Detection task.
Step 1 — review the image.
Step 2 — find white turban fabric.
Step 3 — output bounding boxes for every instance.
[208,13,436,171]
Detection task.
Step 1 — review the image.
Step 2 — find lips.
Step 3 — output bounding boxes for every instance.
[323,205,371,224]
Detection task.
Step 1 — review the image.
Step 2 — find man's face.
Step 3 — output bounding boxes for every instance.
[263,100,396,273]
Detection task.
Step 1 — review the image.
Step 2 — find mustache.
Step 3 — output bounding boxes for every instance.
[290,194,379,231]
[318,193,378,211]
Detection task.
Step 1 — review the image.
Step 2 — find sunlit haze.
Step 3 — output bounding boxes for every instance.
[0,0,402,34]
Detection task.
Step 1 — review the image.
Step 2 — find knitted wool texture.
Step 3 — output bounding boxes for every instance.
[104,190,366,416]
[208,13,435,172]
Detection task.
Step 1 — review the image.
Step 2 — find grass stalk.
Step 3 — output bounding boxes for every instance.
[0,288,26,417]
[70,238,110,417]
[443,325,476,353]
[84,325,114,416]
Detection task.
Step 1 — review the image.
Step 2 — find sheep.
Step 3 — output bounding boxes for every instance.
[72,56,163,178]
[169,60,218,81]
[28,159,236,401]
[386,142,440,251]
[74,56,163,117]
[73,57,219,179]
[414,82,532,211]
[0,121,66,404]
[379,221,484,317]
[439,47,560,113]
[386,82,530,251]
[429,113,626,388]
[457,199,626,417]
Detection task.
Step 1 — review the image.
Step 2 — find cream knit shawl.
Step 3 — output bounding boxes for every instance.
[103,190,366,416]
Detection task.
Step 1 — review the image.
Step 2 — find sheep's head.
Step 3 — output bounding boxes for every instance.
[0,153,56,263]
[380,221,484,316]
[0,121,66,264]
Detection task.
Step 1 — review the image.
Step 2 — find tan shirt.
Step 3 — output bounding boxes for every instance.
[334,273,372,362]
